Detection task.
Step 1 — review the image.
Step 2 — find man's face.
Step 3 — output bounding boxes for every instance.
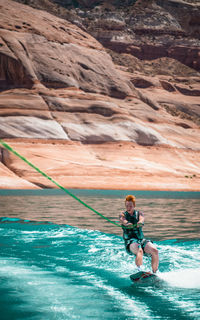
[125,201,135,214]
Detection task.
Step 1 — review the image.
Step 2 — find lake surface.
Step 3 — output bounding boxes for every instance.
[0,189,200,320]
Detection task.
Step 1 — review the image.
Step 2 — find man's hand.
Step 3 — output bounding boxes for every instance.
[125,222,134,229]
[137,222,144,228]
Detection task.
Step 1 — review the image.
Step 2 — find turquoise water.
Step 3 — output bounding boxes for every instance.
[0,190,200,320]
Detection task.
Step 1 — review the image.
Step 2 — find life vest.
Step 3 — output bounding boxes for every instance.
[122,210,144,241]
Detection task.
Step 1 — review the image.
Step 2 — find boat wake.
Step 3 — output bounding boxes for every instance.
[0,218,199,320]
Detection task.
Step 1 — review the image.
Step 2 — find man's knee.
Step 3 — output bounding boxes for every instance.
[151,247,159,256]
[137,247,143,255]
[130,243,141,255]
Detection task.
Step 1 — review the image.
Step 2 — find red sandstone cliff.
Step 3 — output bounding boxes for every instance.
[0,0,199,190]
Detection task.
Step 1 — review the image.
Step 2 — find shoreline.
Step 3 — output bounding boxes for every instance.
[0,187,200,194]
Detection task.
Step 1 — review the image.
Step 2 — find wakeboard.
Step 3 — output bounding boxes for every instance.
[130,271,156,283]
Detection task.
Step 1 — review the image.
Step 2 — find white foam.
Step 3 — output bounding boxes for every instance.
[159,268,200,288]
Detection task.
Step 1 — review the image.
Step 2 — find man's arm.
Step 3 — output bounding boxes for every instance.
[137,211,144,227]
[119,212,133,227]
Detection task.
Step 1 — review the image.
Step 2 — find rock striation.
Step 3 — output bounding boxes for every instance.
[0,0,199,191]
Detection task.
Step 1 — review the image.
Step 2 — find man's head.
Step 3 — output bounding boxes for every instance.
[125,195,136,213]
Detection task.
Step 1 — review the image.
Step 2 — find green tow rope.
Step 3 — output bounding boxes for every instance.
[0,139,135,229]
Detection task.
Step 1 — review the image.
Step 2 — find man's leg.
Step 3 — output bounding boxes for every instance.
[144,242,159,273]
[129,242,143,268]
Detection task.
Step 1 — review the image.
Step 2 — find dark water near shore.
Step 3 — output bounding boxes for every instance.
[0,189,200,319]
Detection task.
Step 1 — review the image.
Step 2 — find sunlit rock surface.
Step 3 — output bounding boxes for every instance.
[0,0,199,190]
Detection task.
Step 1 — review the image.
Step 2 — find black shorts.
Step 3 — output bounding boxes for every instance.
[125,238,152,256]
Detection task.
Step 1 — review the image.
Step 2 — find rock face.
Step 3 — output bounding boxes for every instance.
[44,0,200,71]
[0,116,69,139]
[0,0,132,97]
[0,0,199,191]
[92,1,200,70]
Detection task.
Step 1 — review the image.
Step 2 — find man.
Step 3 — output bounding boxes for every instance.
[119,195,159,273]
